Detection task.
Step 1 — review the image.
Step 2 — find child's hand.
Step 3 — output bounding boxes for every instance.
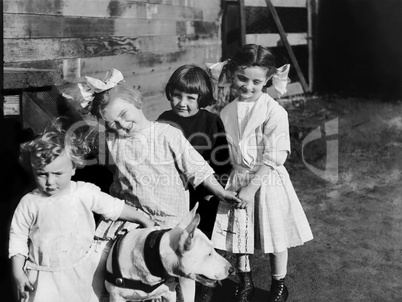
[14,271,34,301]
[235,186,256,209]
[140,216,156,228]
[219,190,242,205]
[11,255,34,301]
[119,204,155,228]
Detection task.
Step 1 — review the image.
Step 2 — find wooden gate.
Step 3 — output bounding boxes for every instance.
[222,0,317,97]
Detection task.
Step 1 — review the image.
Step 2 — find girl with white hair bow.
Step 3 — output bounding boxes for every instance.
[208,44,313,302]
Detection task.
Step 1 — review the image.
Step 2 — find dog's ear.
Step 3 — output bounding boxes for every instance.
[177,202,199,229]
[179,213,201,252]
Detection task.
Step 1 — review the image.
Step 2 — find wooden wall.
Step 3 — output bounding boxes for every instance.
[3,0,223,120]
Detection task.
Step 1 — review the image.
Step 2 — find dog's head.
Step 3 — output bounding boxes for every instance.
[166,203,234,287]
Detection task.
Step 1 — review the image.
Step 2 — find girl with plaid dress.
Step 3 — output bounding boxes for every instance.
[78,70,241,302]
[210,44,313,302]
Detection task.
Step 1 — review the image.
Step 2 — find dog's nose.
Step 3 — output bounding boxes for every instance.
[228,266,235,275]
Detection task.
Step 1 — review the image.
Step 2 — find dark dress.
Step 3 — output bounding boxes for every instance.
[158,109,232,238]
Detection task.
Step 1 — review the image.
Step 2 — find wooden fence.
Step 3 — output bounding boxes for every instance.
[3,0,223,124]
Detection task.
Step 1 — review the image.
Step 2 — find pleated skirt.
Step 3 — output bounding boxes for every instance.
[212,165,313,254]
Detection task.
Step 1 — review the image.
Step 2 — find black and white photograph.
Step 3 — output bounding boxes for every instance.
[2,0,401,301]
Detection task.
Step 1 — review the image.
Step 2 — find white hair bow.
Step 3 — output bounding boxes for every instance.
[272,64,290,96]
[206,61,290,98]
[77,68,124,108]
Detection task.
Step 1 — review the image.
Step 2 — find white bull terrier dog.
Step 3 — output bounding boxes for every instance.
[105,203,234,301]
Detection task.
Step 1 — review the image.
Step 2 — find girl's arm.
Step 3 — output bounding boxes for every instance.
[11,254,34,300]
[236,150,288,209]
[201,174,242,204]
[118,204,155,228]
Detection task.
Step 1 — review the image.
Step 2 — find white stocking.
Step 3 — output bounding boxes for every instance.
[269,250,288,280]
[236,254,251,272]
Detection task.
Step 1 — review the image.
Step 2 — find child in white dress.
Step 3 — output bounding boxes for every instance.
[210,44,313,302]
[9,120,154,302]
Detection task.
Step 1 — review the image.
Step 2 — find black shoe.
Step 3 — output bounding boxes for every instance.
[196,284,215,302]
[234,271,255,302]
[269,278,289,302]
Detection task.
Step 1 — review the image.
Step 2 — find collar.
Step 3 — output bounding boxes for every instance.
[105,228,171,292]
[144,229,171,279]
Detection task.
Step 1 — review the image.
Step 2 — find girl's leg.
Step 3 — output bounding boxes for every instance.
[237,254,251,272]
[269,250,289,302]
[269,249,288,280]
[234,254,254,302]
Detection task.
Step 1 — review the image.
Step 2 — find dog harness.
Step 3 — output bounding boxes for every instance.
[105,229,172,292]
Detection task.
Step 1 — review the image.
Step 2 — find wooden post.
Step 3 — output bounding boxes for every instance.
[307,0,315,92]
[265,0,310,93]
[239,0,246,46]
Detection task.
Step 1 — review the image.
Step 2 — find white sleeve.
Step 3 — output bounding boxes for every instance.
[80,182,125,221]
[9,196,33,259]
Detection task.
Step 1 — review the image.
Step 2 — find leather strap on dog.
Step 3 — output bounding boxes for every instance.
[144,229,171,279]
[105,229,171,292]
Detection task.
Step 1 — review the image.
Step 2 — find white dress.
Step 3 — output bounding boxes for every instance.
[212,94,313,254]
[9,181,124,302]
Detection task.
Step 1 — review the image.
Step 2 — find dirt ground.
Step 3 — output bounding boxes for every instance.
[211,96,402,302]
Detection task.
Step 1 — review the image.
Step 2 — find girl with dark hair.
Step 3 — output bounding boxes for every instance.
[158,64,233,302]
[159,65,232,237]
[211,44,313,302]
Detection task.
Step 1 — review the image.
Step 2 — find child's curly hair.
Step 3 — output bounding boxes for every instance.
[20,118,91,170]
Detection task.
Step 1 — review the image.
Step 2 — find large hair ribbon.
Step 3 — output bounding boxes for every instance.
[77,68,124,108]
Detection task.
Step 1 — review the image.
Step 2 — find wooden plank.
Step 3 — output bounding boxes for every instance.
[187,0,221,9]
[3,41,221,81]
[245,0,306,7]
[201,8,224,22]
[123,70,174,97]
[3,1,208,21]
[4,14,218,39]
[4,36,180,63]
[246,33,307,47]
[3,0,189,14]
[142,92,171,121]
[4,14,177,38]
[4,68,62,89]
[4,41,222,92]
[176,20,219,37]
[79,45,221,78]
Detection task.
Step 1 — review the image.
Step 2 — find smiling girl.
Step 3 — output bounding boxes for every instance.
[81,69,241,302]
[158,65,232,238]
[157,65,232,302]
[211,44,313,302]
